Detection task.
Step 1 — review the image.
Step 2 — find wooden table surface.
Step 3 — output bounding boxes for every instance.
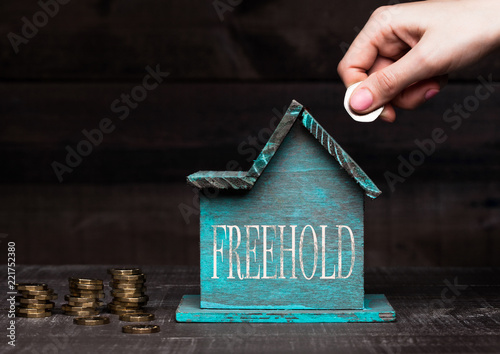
[2,266,499,353]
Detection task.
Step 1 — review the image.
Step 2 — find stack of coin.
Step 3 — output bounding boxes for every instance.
[62,277,104,316]
[107,268,148,315]
[15,283,57,318]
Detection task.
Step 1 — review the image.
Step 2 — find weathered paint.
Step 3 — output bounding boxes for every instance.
[178,100,394,319]
[301,110,381,198]
[246,100,303,178]
[188,171,256,190]
[186,100,381,199]
[176,294,396,323]
[199,120,364,309]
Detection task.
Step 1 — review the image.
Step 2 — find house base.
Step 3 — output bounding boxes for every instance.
[175,294,396,323]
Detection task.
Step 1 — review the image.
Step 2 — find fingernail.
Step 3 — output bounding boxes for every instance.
[425,89,439,101]
[350,88,373,111]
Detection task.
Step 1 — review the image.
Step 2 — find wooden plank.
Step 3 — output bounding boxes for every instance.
[199,121,365,309]
[365,180,500,267]
[0,266,498,353]
[0,79,498,269]
[187,100,304,190]
[1,82,499,184]
[0,180,498,267]
[1,0,499,80]
[176,294,395,323]
[0,183,200,265]
[189,100,383,318]
[186,99,382,198]
[301,109,381,198]
[187,171,256,190]
[246,100,303,178]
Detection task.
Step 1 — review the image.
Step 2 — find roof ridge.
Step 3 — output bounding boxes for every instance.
[187,100,381,198]
[247,100,303,178]
[301,109,381,198]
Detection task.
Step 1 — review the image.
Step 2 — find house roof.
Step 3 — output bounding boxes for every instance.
[187,100,382,198]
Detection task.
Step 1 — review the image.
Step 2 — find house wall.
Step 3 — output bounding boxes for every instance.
[0,0,499,266]
[199,121,364,309]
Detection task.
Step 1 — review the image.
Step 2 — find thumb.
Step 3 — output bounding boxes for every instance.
[349,47,431,114]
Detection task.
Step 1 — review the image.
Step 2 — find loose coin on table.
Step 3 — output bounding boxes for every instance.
[110,302,147,309]
[122,324,160,334]
[109,308,144,315]
[108,302,146,310]
[73,316,110,326]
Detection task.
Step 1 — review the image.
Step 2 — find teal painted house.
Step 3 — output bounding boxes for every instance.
[176,100,395,322]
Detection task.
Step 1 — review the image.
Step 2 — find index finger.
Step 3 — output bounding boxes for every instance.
[337,29,379,87]
[337,16,411,87]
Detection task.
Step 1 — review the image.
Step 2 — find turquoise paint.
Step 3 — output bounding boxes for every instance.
[176,100,395,322]
[199,121,364,310]
[176,294,396,323]
[188,171,256,190]
[186,100,381,199]
[301,110,381,198]
[247,101,303,178]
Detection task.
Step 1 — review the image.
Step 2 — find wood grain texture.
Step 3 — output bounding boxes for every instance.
[187,100,304,189]
[0,80,499,267]
[187,171,256,190]
[1,0,499,81]
[301,109,381,198]
[1,82,498,184]
[199,121,365,309]
[246,100,303,178]
[0,0,499,273]
[176,294,395,323]
[0,265,498,353]
[0,183,200,265]
[0,180,498,267]
[188,100,381,198]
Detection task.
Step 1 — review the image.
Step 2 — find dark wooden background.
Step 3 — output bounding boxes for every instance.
[0,0,499,266]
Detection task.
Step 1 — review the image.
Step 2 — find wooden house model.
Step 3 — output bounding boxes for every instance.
[176,100,395,322]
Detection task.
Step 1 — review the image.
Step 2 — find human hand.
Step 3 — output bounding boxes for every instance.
[337,0,500,122]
